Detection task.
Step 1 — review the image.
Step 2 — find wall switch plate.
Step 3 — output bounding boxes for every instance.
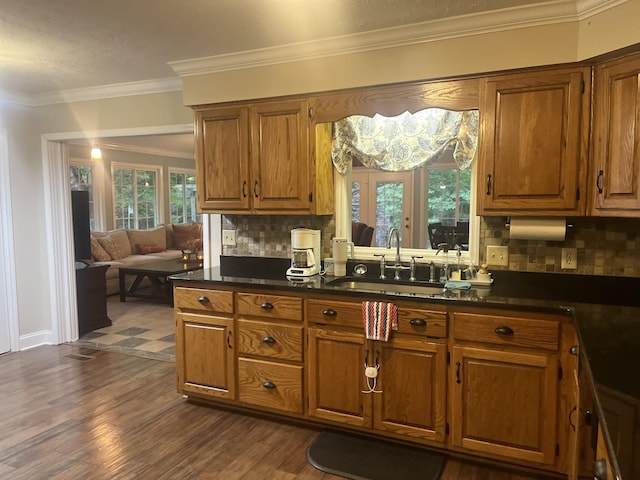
[561,248,578,270]
[486,245,509,267]
[222,229,236,246]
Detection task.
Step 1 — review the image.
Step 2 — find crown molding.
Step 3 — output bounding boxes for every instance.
[170,0,627,77]
[2,77,182,107]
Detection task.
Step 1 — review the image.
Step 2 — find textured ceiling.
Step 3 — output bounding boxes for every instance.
[0,0,554,101]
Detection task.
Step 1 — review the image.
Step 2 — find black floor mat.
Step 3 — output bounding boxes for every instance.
[306,430,447,480]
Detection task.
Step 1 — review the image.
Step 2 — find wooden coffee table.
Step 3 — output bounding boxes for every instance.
[119,259,203,306]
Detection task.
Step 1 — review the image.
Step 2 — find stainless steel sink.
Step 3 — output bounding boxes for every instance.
[326,277,445,297]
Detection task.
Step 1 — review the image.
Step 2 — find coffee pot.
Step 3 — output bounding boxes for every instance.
[286,228,321,277]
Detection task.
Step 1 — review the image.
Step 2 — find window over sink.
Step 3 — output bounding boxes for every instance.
[328,108,480,266]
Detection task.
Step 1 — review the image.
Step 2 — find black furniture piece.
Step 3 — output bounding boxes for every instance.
[119,259,203,306]
[352,222,375,246]
[76,264,111,336]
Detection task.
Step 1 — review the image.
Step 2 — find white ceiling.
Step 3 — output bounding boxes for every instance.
[0,0,617,155]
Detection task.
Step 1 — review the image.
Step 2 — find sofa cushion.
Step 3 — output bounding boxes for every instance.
[173,223,203,250]
[164,224,175,249]
[127,226,166,254]
[137,244,166,254]
[97,232,132,260]
[90,235,112,261]
[151,250,184,260]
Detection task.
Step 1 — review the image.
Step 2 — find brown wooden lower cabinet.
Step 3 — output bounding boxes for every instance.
[176,312,236,400]
[307,326,447,443]
[450,345,558,465]
[174,284,581,476]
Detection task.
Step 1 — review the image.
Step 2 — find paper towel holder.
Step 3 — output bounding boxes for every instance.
[504,217,573,229]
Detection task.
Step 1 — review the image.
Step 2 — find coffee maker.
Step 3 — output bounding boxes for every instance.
[286,228,321,277]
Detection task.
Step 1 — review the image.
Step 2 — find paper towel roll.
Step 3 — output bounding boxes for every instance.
[509,217,566,241]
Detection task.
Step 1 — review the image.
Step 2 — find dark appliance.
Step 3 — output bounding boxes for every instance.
[71,190,91,262]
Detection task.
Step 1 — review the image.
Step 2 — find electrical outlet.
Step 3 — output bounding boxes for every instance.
[222,229,236,246]
[486,245,509,267]
[561,248,578,270]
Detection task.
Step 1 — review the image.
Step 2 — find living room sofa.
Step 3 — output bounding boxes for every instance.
[90,223,202,295]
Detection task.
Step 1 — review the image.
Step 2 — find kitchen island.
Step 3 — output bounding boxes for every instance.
[171,257,639,480]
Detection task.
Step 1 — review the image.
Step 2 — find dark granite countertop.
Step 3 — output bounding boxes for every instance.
[171,256,640,479]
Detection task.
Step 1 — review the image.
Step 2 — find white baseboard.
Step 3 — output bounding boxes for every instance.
[19,330,56,351]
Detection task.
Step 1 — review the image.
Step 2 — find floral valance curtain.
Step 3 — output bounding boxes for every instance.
[331,108,479,175]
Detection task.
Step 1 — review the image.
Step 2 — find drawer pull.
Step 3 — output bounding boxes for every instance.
[197,296,210,304]
[262,336,276,344]
[260,302,274,310]
[262,381,276,389]
[409,318,427,327]
[322,308,337,317]
[495,326,514,336]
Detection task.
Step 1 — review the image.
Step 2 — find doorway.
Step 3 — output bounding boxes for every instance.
[352,169,414,247]
[42,124,218,345]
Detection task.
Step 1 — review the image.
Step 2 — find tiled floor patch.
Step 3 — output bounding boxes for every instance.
[74,297,175,362]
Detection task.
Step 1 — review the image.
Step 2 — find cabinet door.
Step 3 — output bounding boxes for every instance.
[195,106,250,211]
[478,68,588,215]
[451,345,558,466]
[307,327,372,427]
[250,100,310,212]
[591,54,640,215]
[374,337,447,443]
[176,312,235,400]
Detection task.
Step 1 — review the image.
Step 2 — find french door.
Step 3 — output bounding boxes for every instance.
[352,169,413,247]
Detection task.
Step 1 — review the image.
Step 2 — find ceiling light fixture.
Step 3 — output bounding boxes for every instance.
[91,147,102,160]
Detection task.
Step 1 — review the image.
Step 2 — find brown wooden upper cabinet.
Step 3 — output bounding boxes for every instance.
[478,67,590,216]
[194,99,333,214]
[590,52,640,216]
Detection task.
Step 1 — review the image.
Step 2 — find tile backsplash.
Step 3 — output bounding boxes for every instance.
[221,214,640,278]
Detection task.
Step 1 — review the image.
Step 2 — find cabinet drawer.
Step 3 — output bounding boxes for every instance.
[308,299,448,338]
[397,308,447,338]
[238,358,303,414]
[452,312,560,351]
[237,319,303,362]
[174,287,234,314]
[237,293,302,321]
[307,298,362,328]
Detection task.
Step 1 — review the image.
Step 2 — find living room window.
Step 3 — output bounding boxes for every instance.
[69,161,96,230]
[112,163,162,229]
[169,169,200,224]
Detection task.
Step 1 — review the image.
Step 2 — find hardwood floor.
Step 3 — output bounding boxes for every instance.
[0,345,558,479]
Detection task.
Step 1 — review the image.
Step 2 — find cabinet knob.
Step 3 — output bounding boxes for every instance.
[495,326,514,336]
[322,308,337,317]
[260,302,274,310]
[262,381,276,389]
[197,296,210,304]
[262,336,276,344]
[409,318,427,327]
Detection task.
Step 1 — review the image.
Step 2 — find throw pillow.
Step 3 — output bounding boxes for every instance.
[127,226,167,254]
[137,243,166,255]
[95,229,132,257]
[173,223,203,250]
[98,235,129,260]
[90,236,111,261]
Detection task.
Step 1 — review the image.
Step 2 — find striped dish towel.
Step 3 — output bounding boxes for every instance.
[362,301,398,341]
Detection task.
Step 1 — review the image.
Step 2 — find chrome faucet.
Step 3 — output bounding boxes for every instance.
[387,227,402,266]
